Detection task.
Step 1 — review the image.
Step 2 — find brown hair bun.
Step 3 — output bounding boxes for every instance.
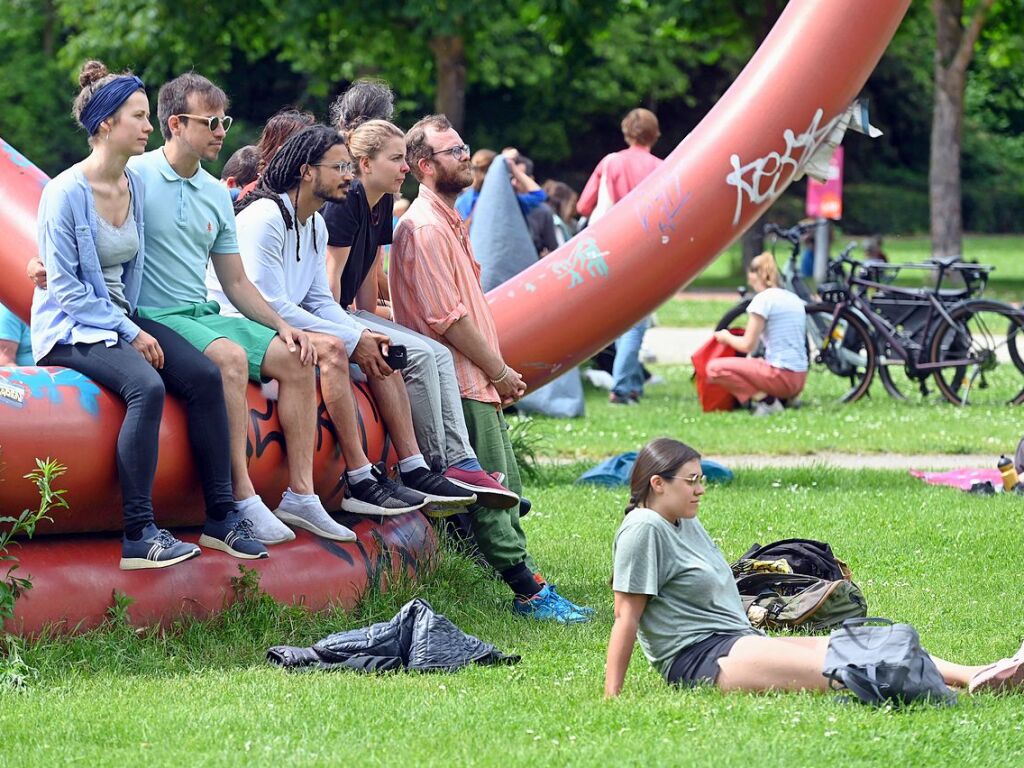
[78,60,110,89]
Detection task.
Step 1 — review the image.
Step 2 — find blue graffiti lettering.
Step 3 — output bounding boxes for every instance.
[4,368,102,417]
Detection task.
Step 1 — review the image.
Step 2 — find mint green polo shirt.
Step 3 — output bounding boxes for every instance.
[128,149,239,308]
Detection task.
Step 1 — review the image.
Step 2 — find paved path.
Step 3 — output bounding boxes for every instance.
[644,326,712,364]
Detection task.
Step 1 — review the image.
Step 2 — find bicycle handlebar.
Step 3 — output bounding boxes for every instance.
[762,221,816,246]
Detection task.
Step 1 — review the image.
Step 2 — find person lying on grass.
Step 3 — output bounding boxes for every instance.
[604,436,1024,697]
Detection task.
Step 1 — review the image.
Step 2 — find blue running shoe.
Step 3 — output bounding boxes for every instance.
[199,511,269,560]
[120,524,200,571]
[547,584,595,617]
[512,585,591,624]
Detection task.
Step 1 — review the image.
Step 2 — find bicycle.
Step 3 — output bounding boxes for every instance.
[806,251,1024,406]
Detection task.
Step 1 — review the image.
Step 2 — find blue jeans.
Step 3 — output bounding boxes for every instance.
[612,317,650,398]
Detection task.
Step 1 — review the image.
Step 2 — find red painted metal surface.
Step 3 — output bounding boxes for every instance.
[7,512,436,635]
[486,0,910,387]
[0,367,393,534]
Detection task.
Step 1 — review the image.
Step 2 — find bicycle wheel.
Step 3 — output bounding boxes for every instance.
[928,300,1024,406]
[876,336,931,401]
[803,303,877,403]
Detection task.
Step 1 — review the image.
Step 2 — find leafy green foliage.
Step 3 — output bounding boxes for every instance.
[0,459,68,624]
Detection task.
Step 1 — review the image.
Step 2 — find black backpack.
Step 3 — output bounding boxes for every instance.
[738,538,851,581]
[732,538,867,632]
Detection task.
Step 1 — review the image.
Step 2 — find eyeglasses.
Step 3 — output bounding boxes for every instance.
[312,161,356,174]
[662,473,706,487]
[176,114,233,132]
[431,144,471,161]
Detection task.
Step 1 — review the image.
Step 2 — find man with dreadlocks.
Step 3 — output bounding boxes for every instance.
[209,124,478,515]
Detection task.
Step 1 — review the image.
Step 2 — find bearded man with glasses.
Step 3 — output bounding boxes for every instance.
[390,114,594,624]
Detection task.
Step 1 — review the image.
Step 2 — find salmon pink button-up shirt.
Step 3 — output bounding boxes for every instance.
[390,184,501,406]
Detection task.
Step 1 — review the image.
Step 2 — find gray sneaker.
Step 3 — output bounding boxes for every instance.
[237,496,295,544]
[273,495,356,542]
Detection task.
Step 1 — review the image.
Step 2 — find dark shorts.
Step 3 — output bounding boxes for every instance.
[666,633,745,687]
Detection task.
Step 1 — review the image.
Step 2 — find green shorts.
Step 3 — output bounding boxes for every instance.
[137,301,276,381]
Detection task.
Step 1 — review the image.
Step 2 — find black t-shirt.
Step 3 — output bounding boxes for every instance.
[322,180,394,307]
[526,202,559,255]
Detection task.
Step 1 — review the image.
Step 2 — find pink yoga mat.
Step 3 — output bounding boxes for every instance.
[910,468,1003,491]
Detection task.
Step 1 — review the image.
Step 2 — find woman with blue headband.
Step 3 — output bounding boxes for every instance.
[30,60,266,569]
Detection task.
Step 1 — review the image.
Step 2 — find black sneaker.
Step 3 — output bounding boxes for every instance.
[400,467,477,508]
[199,511,269,560]
[342,468,427,516]
[120,523,200,571]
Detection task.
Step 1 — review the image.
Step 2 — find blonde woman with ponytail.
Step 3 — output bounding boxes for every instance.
[708,251,808,415]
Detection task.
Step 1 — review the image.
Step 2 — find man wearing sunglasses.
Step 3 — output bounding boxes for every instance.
[29,73,335,542]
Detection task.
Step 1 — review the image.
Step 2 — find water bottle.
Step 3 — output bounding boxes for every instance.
[997,455,1019,492]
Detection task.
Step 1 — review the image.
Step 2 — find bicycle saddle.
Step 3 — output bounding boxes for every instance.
[930,255,962,267]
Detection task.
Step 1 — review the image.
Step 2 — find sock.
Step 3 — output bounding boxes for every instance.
[501,562,543,598]
[206,500,233,521]
[282,488,319,505]
[399,454,429,473]
[346,463,373,485]
[124,523,147,541]
[453,457,484,472]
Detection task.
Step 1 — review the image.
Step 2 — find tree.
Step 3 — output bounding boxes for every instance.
[930,0,995,257]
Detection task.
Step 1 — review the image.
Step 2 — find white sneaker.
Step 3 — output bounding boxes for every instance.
[273,492,356,542]
[752,398,785,417]
[237,496,295,544]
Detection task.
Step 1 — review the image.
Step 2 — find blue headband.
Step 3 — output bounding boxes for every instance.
[80,75,146,136]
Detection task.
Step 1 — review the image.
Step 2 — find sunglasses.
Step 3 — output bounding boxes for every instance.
[176,113,233,132]
[312,161,356,174]
[662,473,706,487]
[431,144,471,161]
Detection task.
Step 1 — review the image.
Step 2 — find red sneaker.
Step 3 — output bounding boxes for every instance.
[443,467,519,509]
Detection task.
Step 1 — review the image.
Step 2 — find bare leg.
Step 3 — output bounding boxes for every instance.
[367,371,420,459]
[204,338,258,500]
[717,635,988,693]
[260,338,316,495]
[309,334,372,469]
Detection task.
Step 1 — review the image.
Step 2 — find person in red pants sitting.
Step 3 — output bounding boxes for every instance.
[707,252,807,416]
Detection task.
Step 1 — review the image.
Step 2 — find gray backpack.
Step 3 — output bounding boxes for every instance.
[823,618,957,707]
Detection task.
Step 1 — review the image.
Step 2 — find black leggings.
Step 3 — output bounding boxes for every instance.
[40,316,234,536]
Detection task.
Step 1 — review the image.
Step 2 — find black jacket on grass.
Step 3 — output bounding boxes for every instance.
[267,598,519,673]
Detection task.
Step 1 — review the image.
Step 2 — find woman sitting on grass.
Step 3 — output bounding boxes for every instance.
[604,437,1024,697]
[707,251,807,416]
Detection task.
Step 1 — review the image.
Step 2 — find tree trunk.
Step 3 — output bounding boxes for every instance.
[430,35,467,132]
[929,0,993,258]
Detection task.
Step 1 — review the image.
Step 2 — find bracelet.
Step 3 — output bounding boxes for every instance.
[488,364,510,384]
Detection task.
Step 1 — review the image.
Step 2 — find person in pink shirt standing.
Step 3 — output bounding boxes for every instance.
[578,109,663,405]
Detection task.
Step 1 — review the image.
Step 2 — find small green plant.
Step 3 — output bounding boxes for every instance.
[0,458,69,623]
[229,565,263,605]
[506,415,549,482]
[105,590,135,627]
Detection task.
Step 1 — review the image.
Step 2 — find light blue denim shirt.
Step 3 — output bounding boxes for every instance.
[31,165,145,362]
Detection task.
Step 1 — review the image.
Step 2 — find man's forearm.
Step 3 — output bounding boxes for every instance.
[225,280,285,330]
[443,315,505,379]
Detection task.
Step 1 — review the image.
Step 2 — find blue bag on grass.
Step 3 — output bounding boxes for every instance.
[575,452,733,486]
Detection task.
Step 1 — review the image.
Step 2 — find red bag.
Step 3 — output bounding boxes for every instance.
[691,330,742,412]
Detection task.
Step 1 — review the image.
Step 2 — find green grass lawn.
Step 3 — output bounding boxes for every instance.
[522,365,1022,460]
[4,467,1024,766]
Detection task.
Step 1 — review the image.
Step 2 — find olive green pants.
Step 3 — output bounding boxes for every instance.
[461,399,538,574]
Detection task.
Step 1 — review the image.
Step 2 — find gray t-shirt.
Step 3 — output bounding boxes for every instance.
[747,287,808,372]
[612,508,760,679]
[95,194,139,315]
